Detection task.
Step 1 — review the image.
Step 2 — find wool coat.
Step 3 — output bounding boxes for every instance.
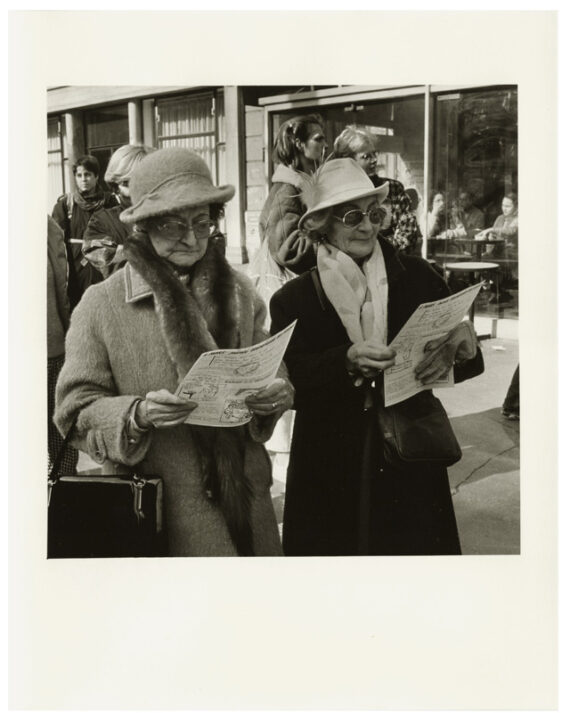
[258,164,316,275]
[55,239,284,557]
[270,238,484,556]
[47,216,71,359]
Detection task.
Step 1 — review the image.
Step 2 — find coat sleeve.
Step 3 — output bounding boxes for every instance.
[492,215,518,239]
[54,286,153,466]
[270,285,355,410]
[47,216,70,334]
[264,188,304,264]
[51,196,69,236]
[82,210,119,277]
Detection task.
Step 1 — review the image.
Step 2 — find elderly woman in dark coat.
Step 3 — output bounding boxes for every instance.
[55,147,294,556]
[270,159,484,556]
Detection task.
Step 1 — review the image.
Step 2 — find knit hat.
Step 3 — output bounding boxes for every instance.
[120,147,235,224]
[298,158,389,230]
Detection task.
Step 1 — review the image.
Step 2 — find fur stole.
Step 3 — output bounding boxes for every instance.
[123,235,254,556]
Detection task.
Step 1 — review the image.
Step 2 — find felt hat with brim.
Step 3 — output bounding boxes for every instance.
[121,147,235,224]
[298,158,390,231]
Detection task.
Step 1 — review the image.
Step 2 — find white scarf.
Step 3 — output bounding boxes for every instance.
[317,239,388,345]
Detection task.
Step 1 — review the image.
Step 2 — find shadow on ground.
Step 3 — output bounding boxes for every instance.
[449,407,520,489]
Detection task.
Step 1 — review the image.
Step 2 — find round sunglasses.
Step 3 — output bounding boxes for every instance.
[333,207,384,228]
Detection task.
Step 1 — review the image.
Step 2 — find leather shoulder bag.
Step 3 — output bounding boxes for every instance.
[376,390,462,470]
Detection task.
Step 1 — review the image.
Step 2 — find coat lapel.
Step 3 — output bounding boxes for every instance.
[124,263,154,303]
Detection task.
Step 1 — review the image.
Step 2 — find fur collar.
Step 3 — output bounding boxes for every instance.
[123,237,241,378]
[123,235,254,555]
[272,163,303,189]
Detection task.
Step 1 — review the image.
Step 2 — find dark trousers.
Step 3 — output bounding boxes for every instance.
[503,365,520,414]
[48,355,78,475]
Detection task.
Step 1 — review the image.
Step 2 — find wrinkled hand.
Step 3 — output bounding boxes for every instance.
[275,229,313,267]
[245,377,295,417]
[135,389,198,429]
[415,321,478,385]
[346,339,397,380]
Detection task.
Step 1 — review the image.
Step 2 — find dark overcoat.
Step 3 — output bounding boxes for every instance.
[270,238,484,556]
[52,191,116,307]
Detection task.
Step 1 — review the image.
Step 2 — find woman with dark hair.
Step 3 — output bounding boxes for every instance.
[478,192,518,302]
[258,114,327,274]
[51,154,115,308]
[270,159,484,556]
[426,190,450,238]
[82,144,155,278]
[332,125,421,255]
[55,147,293,556]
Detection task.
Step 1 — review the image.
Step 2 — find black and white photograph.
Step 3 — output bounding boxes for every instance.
[46,83,520,559]
[10,10,559,711]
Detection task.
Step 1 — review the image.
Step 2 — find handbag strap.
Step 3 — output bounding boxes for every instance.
[310,267,327,311]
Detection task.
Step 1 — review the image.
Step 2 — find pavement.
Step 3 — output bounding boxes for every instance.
[438,337,520,554]
[77,338,520,556]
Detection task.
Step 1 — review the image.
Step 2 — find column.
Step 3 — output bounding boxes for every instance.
[63,111,85,189]
[128,100,143,145]
[223,86,246,265]
[142,99,156,147]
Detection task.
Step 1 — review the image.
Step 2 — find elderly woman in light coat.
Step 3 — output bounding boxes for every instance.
[55,147,293,556]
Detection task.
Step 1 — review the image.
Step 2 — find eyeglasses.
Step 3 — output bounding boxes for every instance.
[356,151,378,161]
[153,218,218,241]
[333,207,384,228]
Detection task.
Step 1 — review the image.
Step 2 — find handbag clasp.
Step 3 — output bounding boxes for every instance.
[131,476,147,524]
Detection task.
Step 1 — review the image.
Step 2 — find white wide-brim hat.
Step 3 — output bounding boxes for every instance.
[298,158,390,231]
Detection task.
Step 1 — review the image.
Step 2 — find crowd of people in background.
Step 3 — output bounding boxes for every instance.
[47,114,518,557]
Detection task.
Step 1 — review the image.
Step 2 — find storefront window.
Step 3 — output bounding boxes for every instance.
[427,87,518,318]
[262,84,518,321]
[271,96,425,195]
[156,92,225,183]
[47,116,67,210]
[85,104,129,184]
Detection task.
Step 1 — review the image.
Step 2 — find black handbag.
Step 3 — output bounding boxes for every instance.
[377,390,462,470]
[47,420,166,559]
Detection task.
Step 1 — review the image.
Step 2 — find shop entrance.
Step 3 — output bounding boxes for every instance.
[84,104,129,188]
